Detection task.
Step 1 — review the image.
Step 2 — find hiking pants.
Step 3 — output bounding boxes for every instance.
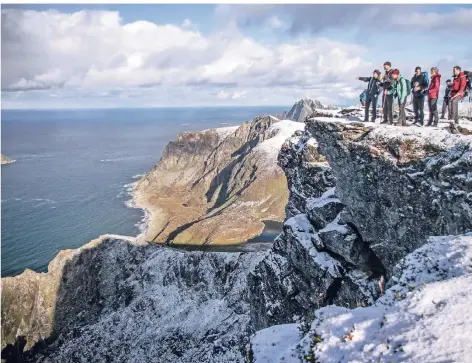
[398,98,407,126]
[383,94,394,124]
[451,95,463,124]
[365,95,377,122]
[413,96,425,124]
[428,98,439,126]
[441,98,452,119]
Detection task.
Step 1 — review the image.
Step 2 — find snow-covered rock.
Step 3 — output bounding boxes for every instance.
[3,114,472,363]
[250,234,472,363]
[309,118,472,273]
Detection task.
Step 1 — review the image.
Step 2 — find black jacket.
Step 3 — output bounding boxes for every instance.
[379,69,395,95]
[411,74,428,97]
[359,77,381,98]
[443,85,452,100]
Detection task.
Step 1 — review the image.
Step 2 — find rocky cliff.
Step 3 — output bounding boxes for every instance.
[134,115,304,245]
[283,98,326,122]
[1,154,14,165]
[2,117,471,363]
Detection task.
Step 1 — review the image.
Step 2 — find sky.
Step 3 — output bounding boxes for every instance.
[1,4,471,109]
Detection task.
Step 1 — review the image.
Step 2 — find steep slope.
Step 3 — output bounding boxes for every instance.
[310,119,472,272]
[134,116,304,245]
[2,117,471,363]
[1,153,14,164]
[1,235,265,363]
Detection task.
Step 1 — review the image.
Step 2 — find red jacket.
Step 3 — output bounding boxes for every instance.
[451,72,467,98]
[428,73,441,99]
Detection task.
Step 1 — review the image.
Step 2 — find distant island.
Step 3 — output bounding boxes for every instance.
[1,154,15,165]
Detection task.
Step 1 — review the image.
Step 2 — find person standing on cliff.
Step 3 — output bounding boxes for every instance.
[441,79,453,120]
[380,62,395,125]
[411,66,428,126]
[356,69,381,122]
[391,69,408,126]
[427,67,441,127]
[450,66,467,125]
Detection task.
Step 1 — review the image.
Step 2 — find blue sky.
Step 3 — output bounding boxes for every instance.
[2,4,471,109]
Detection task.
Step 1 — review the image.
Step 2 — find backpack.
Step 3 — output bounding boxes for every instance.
[422,71,430,89]
[404,78,412,96]
[464,71,471,97]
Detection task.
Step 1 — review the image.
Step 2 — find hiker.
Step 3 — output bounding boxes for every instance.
[441,79,453,120]
[450,66,467,125]
[427,67,441,126]
[356,69,381,122]
[379,62,395,124]
[411,66,428,126]
[391,69,409,126]
[359,89,367,107]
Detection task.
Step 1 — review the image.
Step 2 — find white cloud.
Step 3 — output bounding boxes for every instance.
[217,90,247,100]
[1,8,376,107]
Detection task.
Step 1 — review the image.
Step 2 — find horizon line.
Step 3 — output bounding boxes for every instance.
[1,104,294,112]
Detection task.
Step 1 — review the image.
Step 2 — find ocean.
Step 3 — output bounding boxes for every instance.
[1,106,287,277]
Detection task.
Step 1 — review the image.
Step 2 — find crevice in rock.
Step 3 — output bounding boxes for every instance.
[323,277,343,305]
[345,221,386,278]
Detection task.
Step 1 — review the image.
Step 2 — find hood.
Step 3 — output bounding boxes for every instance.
[432,73,441,80]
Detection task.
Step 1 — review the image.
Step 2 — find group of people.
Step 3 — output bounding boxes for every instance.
[357,62,470,127]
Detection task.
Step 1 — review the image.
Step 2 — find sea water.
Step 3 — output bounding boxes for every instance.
[1,106,287,276]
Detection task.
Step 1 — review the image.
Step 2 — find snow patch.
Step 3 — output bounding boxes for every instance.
[251,234,472,363]
[253,120,305,160]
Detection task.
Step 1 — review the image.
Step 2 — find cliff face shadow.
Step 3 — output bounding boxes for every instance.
[1,237,157,363]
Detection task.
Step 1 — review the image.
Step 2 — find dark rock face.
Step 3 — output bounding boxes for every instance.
[248,131,379,331]
[308,119,472,273]
[3,236,265,363]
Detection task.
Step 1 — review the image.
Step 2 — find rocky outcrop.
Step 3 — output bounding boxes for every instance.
[309,119,472,273]
[251,234,472,363]
[3,116,472,363]
[1,153,14,164]
[134,115,304,245]
[284,98,326,122]
[247,130,380,331]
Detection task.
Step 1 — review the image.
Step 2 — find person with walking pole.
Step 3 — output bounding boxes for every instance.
[380,61,394,125]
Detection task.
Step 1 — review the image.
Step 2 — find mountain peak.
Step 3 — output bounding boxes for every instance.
[285,98,325,122]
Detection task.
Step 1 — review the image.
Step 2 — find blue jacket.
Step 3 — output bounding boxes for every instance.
[411,73,428,97]
[359,77,381,98]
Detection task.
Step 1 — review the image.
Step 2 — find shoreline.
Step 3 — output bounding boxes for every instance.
[124,177,154,243]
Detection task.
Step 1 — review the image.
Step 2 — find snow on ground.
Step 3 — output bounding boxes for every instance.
[251,234,472,363]
[253,120,305,160]
[210,125,240,140]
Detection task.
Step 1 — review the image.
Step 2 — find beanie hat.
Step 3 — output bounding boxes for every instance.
[383,61,391,67]
[447,79,452,83]
[391,69,400,76]
[373,69,381,76]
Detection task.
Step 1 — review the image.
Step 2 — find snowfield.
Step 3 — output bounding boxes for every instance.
[251,234,472,363]
[253,120,305,160]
